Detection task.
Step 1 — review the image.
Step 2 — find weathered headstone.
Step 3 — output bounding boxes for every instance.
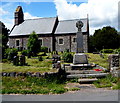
[44,72,48,78]
[20,55,26,66]
[13,56,19,66]
[56,61,61,69]
[76,20,84,53]
[73,53,88,64]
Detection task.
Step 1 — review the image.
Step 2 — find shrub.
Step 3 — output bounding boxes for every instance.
[40,47,48,53]
[21,50,28,56]
[38,56,43,61]
[27,31,40,56]
[62,51,73,63]
[5,48,18,61]
[113,48,120,54]
[101,49,114,53]
[2,59,10,63]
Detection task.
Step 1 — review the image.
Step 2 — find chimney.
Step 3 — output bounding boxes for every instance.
[14,6,24,25]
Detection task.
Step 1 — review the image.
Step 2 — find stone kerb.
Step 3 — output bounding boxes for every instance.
[1,71,59,78]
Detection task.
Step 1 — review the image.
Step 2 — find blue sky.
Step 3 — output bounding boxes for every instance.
[0,0,119,34]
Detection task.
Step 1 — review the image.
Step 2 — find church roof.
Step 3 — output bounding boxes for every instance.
[55,18,88,34]
[9,17,57,36]
[9,17,88,36]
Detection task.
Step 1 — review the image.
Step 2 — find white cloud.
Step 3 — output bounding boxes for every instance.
[0,17,14,30]
[0,8,8,16]
[54,0,119,34]
[0,11,40,30]
[24,12,40,19]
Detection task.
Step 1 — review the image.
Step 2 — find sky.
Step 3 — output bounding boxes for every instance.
[0,0,119,35]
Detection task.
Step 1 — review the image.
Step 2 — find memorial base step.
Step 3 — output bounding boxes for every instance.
[67,73,109,78]
[78,78,98,83]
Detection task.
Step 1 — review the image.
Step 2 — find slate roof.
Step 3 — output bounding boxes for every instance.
[55,18,88,34]
[9,17,57,36]
[9,17,88,36]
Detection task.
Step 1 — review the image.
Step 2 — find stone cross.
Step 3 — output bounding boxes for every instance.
[76,20,84,53]
[76,20,83,32]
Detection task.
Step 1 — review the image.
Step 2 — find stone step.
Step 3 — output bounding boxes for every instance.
[78,78,98,83]
[66,70,103,74]
[67,73,109,78]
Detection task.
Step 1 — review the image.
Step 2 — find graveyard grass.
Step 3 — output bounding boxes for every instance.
[93,74,119,89]
[1,53,120,94]
[2,55,57,73]
[86,53,109,69]
[2,76,67,94]
[2,53,109,73]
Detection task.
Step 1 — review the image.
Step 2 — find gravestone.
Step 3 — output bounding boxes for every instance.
[76,20,84,53]
[20,55,26,66]
[73,53,88,64]
[13,56,19,66]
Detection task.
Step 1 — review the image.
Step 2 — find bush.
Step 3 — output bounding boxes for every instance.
[21,50,28,56]
[62,51,73,63]
[113,48,120,54]
[27,31,40,56]
[2,59,10,63]
[40,47,48,53]
[38,56,43,61]
[5,48,18,61]
[101,49,114,53]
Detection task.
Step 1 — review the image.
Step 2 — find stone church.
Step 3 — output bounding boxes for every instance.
[9,6,89,52]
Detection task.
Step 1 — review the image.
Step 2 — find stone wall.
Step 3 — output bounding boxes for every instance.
[55,35,70,52]
[1,72,58,78]
[9,36,52,51]
[9,37,28,49]
[55,34,88,53]
[108,54,120,77]
[39,37,52,51]
[9,33,88,53]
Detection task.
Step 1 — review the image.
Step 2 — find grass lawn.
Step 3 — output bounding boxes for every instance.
[1,76,67,94]
[86,53,109,69]
[1,56,57,73]
[93,74,120,89]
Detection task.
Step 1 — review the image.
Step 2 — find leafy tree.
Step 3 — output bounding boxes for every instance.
[27,31,40,56]
[0,21,9,59]
[89,26,120,52]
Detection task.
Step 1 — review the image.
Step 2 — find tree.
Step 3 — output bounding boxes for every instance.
[89,26,120,52]
[27,31,40,56]
[0,21,9,59]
